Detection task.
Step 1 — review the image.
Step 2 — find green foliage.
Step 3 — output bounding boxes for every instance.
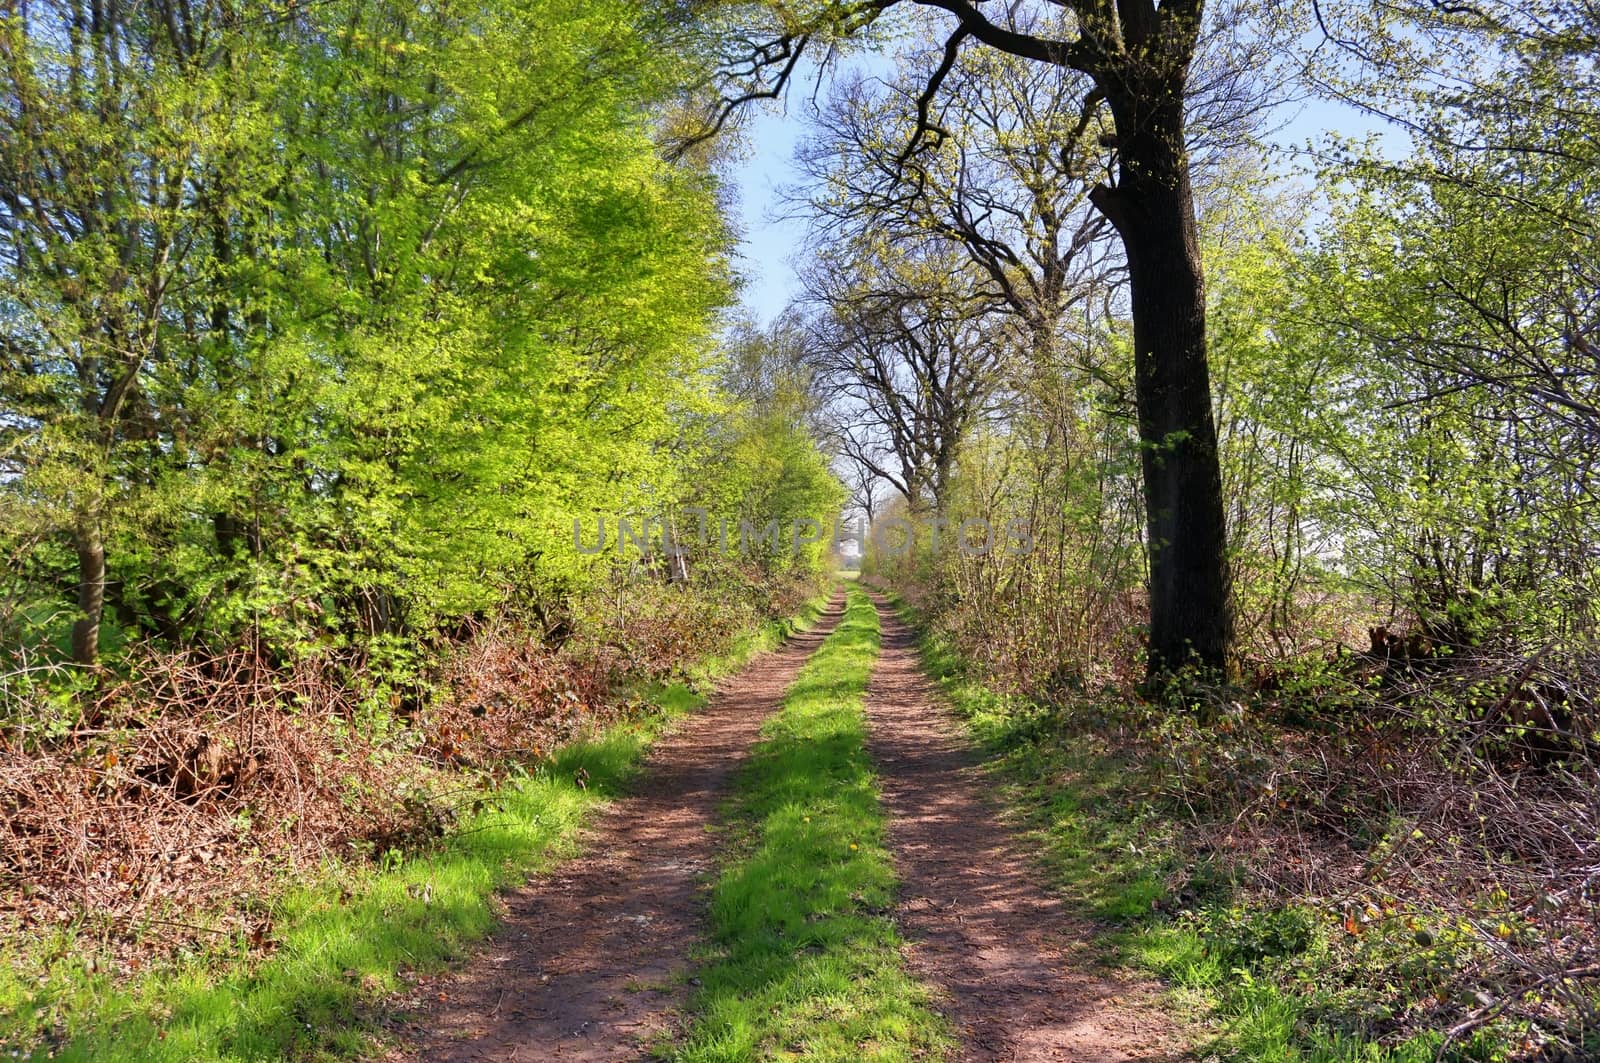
[1246,4,1600,648]
[1197,905,1316,973]
[0,0,834,677]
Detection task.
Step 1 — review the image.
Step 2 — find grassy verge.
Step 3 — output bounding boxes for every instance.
[871,587,1516,1063]
[666,586,951,1063]
[685,593,830,689]
[0,592,833,1063]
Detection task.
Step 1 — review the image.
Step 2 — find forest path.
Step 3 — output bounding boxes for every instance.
[380,592,846,1062]
[862,593,1187,1062]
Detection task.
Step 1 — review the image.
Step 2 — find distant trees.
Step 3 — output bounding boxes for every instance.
[790,34,1137,664]
[804,241,1008,515]
[695,315,847,577]
[795,35,1117,374]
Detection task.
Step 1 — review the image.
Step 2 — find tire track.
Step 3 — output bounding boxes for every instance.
[383,593,845,1062]
[863,594,1187,1063]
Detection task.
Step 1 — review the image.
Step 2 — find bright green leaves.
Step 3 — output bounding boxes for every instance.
[0,0,755,663]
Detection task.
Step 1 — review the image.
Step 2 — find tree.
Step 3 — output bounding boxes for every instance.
[0,4,245,664]
[793,6,1275,381]
[1060,3,1233,675]
[795,36,1118,376]
[0,0,741,673]
[1296,1,1600,644]
[804,238,1008,515]
[698,0,1243,674]
[680,314,846,577]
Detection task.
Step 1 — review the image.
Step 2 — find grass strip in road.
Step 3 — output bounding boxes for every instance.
[0,594,832,1063]
[667,587,951,1063]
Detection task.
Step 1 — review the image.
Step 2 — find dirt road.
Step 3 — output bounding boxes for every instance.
[861,595,1184,1062]
[382,590,1184,1061]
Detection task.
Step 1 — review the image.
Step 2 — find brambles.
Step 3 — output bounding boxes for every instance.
[0,570,826,964]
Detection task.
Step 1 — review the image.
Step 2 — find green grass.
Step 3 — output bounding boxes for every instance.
[874,589,1509,1063]
[666,586,951,1063]
[0,591,833,1063]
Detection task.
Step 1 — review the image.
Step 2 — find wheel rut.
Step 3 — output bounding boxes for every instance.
[863,593,1188,1063]
[382,593,845,1062]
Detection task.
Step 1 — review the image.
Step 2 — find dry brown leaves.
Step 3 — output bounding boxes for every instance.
[0,575,816,965]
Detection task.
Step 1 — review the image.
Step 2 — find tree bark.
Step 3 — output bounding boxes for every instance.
[71,518,106,667]
[714,0,1236,674]
[1092,92,1233,677]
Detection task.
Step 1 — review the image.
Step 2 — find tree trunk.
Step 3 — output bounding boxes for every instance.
[71,519,106,667]
[1092,95,1233,677]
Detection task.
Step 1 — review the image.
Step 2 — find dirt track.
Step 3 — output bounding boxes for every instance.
[383,594,845,1062]
[862,594,1185,1062]
[381,590,1184,1061]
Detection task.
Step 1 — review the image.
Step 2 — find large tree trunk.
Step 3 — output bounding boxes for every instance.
[1092,93,1233,677]
[71,518,106,667]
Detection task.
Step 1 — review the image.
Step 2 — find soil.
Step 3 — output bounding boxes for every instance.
[381,593,845,1062]
[862,593,1188,1062]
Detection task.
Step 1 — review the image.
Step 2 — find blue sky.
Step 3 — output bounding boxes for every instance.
[728,103,812,325]
[725,66,1408,324]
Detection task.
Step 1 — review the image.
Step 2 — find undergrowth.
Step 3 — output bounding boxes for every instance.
[2,573,822,937]
[879,587,1597,1063]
